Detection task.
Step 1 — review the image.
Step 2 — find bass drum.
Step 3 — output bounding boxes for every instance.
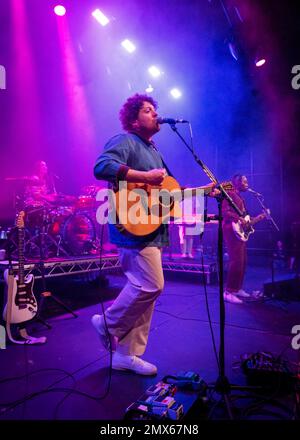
[62,212,96,255]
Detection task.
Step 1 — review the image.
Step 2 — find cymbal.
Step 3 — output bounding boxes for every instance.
[5,176,37,183]
[80,185,103,196]
[41,193,76,205]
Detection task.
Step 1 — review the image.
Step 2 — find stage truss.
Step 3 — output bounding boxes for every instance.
[0,253,218,284]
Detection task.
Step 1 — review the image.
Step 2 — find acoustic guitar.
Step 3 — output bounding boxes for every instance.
[114,176,233,236]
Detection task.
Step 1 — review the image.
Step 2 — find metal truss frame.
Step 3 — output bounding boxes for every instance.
[0,254,217,284]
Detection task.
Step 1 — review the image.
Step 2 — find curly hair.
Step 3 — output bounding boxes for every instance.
[119,93,158,132]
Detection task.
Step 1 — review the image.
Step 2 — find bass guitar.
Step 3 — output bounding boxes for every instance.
[232,211,269,242]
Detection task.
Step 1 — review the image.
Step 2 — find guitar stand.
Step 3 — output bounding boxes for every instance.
[35,261,78,329]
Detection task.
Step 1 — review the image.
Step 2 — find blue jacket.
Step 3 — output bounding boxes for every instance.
[94,133,170,248]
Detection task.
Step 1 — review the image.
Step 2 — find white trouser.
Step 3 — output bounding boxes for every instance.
[104,246,164,356]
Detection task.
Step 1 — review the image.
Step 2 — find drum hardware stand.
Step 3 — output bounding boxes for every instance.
[55,233,68,257]
[168,123,263,419]
[34,208,78,329]
[24,205,70,259]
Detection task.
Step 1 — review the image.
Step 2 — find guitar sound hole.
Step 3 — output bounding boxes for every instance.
[158,190,174,208]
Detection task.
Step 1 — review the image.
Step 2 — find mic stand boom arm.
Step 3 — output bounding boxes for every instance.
[253,194,280,232]
[169,124,242,216]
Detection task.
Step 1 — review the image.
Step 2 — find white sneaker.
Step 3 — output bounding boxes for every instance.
[223,292,243,304]
[112,352,157,376]
[236,289,251,298]
[91,314,117,351]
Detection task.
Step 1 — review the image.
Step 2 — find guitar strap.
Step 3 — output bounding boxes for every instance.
[129,132,176,179]
[159,156,174,178]
[151,140,175,178]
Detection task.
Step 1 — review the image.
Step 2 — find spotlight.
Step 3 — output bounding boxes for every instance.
[54,5,66,16]
[148,66,161,78]
[121,39,136,53]
[170,88,182,99]
[92,9,109,26]
[145,84,154,93]
[255,57,266,67]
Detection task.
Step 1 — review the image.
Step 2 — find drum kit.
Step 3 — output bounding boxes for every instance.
[5,176,103,259]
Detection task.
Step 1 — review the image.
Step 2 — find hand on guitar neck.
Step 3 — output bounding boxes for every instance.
[240,211,268,226]
[233,210,270,242]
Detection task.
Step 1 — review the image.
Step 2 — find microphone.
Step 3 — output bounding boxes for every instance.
[157,117,189,124]
[248,188,263,197]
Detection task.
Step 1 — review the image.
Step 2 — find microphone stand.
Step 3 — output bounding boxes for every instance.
[168,123,261,418]
[251,193,282,305]
[252,193,280,233]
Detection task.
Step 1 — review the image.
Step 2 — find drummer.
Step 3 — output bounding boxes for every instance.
[24,160,57,206]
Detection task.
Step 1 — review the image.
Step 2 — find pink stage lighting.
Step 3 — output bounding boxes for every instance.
[92,9,109,26]
[255,58,266,67]
[54,5,66,16]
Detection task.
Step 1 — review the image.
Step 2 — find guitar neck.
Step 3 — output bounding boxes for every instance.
[251,214,265,226]
[182,184,218,197]
[18,228,25,285]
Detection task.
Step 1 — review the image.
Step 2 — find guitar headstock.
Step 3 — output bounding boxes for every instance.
[16,211,25,229]
[220,181,234,191]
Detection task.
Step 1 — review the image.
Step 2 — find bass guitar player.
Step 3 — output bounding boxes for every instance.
[222,174,267,304]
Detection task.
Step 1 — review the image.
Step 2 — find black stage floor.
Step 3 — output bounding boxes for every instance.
[0,264,299,422]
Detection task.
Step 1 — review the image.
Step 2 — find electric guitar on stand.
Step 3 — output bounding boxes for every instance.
[2,211,46,345]
[3,211,37,324]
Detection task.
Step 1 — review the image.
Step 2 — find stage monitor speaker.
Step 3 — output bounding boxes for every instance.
[264,275,300,301]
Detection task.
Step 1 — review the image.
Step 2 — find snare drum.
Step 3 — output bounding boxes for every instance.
[75,195,96,211]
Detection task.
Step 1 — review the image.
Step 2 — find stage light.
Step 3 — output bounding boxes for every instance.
[228,41,239,61]
[148,66,161,78]
[121,39,136,53]
[170,88,182,99]
[92,9,109,26]
[255,57,266,67]
[54,5,66,16]
[145,84,154,93]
